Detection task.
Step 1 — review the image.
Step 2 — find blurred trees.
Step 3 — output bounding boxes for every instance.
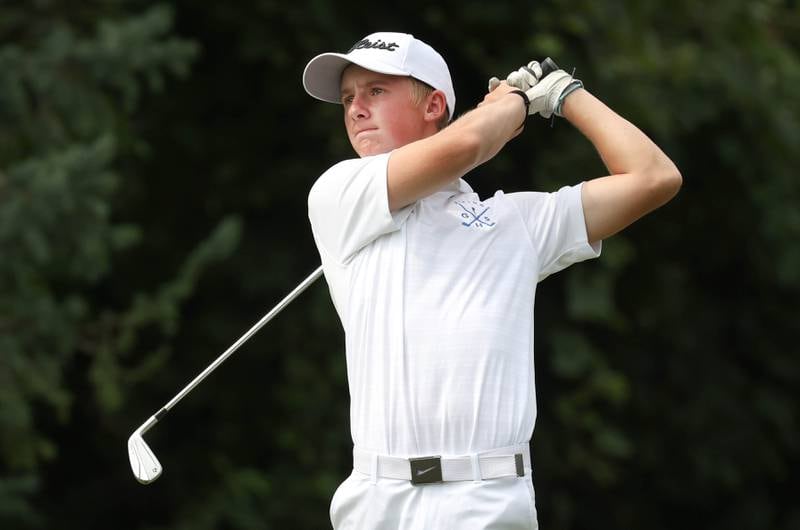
[0,1,798,529]
[0,3,241,527]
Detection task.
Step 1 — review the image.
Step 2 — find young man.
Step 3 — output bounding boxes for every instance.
[302,32,681,529]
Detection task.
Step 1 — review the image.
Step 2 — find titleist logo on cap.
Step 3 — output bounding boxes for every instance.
[348,38,400,53]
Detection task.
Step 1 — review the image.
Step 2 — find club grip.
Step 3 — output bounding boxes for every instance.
[540,57,559,77]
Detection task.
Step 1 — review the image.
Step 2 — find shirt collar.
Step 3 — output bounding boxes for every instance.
[440,178,473,194]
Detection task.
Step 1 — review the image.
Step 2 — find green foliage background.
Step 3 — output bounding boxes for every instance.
[1,1,798,529]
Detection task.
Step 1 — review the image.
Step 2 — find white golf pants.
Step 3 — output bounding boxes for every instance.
[330,450,538,529]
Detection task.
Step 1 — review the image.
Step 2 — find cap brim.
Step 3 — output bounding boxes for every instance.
[303,52,410,104]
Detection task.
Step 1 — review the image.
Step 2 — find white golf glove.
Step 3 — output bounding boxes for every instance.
[508,63,583,119]
[507,61,545,91]
[487,60,544,92]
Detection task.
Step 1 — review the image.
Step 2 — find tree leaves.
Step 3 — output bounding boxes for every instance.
[1,1,799,529]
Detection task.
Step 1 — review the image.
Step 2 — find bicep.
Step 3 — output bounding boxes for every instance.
[581,170,680,243]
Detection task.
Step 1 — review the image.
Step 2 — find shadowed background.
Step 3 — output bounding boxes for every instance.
[1,0,798,528]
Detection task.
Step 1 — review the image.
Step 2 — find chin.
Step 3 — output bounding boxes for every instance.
[353,142,391,158]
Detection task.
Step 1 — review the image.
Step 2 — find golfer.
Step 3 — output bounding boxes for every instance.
[303,32,681,529]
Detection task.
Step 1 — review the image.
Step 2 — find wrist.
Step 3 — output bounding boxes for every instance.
[555,80,584,117]
[558,86,589,121]
[507,90,529,130]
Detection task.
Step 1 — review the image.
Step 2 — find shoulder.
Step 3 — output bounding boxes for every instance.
[309,157,361,198]
[309,154,390,203]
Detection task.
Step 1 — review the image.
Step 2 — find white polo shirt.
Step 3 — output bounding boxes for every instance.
[308,152,600,458]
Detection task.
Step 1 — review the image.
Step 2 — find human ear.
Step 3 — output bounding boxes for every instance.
[424,90,447,123]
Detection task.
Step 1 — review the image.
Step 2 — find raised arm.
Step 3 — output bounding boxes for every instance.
[504,61,682,244]
[561,89,682,243]
[387,84,526,211]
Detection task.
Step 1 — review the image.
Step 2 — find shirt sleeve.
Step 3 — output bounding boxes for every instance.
[507,183,602,281]
[307,153,413,264]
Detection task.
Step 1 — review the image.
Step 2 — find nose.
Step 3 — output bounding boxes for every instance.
[348,94,369,121]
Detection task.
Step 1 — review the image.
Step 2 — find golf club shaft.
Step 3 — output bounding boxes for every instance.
[145,265,324,432]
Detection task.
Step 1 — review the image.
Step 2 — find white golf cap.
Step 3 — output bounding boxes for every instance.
[303,32,456,120]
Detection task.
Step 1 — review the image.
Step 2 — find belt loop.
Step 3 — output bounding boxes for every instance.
[470,453,481,483]
[370,453,379,484]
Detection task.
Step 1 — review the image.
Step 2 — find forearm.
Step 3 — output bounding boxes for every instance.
[560,88,682,242]
[561,89,679,181]
[388,91,525,210]
[455,91,527,164]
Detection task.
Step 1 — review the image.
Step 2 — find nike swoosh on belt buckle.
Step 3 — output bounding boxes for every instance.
[409,456,443,485]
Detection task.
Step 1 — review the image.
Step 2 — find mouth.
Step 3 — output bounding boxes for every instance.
[354,127,377,138]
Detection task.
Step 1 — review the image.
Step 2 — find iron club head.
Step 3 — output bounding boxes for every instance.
[128,425,162,484]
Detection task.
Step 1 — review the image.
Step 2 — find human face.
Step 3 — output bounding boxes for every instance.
[340,65,431,157]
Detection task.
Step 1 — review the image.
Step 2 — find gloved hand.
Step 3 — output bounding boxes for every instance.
[489,59,584,119]
[506,60,583,119]
[507,61,544,91]
[487,61,544,93]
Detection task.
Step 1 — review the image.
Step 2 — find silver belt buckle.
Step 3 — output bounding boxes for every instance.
[409,456,442,485]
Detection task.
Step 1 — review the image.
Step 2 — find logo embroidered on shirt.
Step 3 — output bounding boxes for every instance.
[453,200,496,230]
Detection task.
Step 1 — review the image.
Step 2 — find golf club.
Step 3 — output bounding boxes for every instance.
[540,57,558,77]
[128,265,324,484]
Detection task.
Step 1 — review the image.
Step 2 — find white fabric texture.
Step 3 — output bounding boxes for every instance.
[307,153,601,529]
[330,471,538,530]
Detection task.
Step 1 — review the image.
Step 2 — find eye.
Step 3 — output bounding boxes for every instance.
[370,87,385,96]
[342,95,354,105]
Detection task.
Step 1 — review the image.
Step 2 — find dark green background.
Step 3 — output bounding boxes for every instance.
[1,1,798,528]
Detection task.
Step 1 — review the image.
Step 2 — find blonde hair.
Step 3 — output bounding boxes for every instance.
[409,79,450,130]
